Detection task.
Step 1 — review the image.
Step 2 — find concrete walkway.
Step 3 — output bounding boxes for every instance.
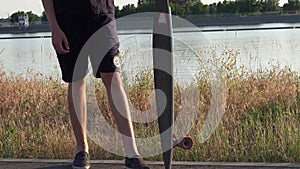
[1,159,300,169]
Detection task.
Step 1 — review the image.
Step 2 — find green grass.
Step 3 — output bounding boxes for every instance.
[0,49,300,162]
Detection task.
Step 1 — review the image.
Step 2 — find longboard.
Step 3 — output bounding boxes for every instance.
[153,0,174,169]
[153,0,194,168]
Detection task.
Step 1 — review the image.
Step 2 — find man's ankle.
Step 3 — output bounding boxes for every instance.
[126,153,141,159]
[77,145,89,154]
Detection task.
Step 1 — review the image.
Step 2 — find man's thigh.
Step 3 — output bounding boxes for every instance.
[56,15,90,83]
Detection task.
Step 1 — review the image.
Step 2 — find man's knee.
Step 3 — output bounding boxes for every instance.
[69,77,87,90]
[101,72,122,89]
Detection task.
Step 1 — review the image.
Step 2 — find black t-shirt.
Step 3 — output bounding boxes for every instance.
[54,0,115,15]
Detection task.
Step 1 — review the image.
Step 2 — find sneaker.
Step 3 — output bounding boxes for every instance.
[125,156,150,169]
[72,151,90,169]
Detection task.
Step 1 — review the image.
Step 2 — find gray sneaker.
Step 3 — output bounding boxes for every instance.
[72,151,90,169]
[125,156,150,169]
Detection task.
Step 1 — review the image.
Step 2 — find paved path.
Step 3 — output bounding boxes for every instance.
[1,159,300,169]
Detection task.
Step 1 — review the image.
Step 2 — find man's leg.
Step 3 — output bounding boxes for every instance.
[100,72,140,158]
[68,77,89,153]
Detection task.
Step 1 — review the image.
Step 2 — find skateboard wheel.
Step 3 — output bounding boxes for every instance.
[178,136,194,150]
[173,135,194,150]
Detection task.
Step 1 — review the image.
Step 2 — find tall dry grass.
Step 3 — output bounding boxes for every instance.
[0,49,300,162]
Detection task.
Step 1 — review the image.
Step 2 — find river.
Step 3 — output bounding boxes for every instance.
[0,22,299,83]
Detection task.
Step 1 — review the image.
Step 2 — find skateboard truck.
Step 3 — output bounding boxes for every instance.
[173,135,194,150]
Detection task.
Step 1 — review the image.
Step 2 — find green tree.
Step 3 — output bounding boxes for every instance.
[283,0,300,12]
[120,4,137,17]
[216,1,224,14]
[260,0,280,12]
[209,3,218,14]
[115,6,121,18]
[236,0,262,14]
[221,0,239,14]
[10,11,25,23]
[26,11,39,24]
[170,2,186,16]
[190,0,206,14]
[10,11,39,24]
[41,11,47,22]
[136,1,155,13]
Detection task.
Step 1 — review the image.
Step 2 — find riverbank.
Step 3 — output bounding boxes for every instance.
[186,14,300,26]
[1,14,300,34]
[0,24,50,34]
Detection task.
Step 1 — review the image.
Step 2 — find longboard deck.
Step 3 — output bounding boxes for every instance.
[153,0,174,169]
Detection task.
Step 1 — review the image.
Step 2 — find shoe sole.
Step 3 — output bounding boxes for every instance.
[72,165,90,169]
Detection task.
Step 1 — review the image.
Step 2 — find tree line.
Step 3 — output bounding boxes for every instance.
[116,0,300,17]
[8,0,300,24]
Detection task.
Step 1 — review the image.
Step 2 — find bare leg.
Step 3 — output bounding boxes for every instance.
[68,77,89,153]
[101,72,140,158]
